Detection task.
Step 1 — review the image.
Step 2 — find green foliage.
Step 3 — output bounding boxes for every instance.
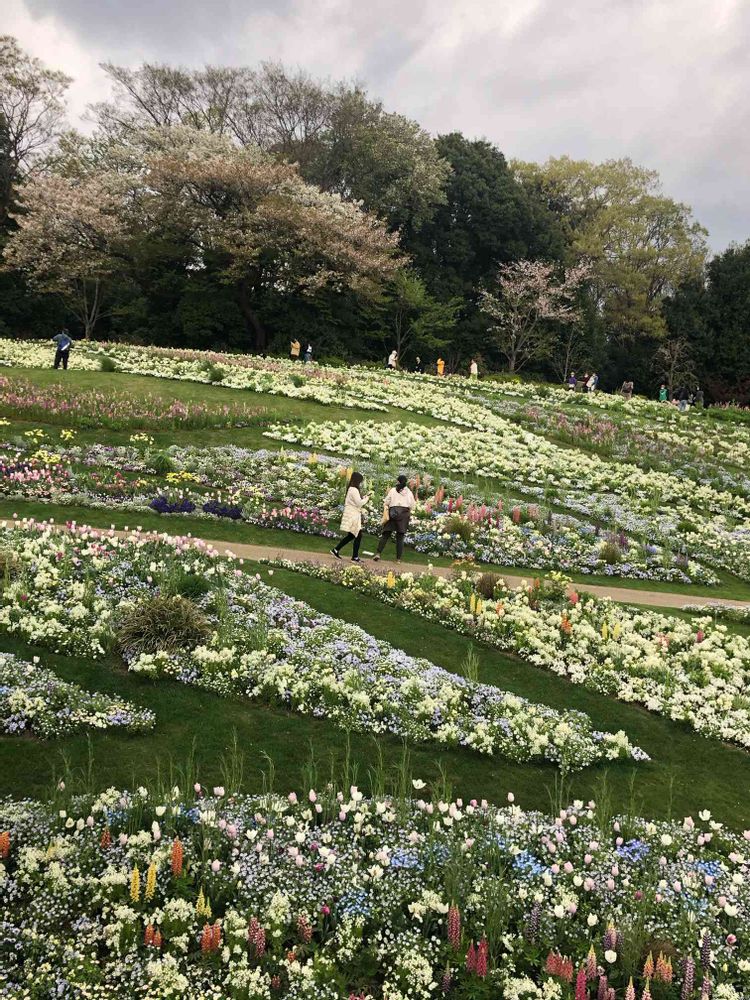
[459,644,480,683]
[442,514,475,542]
[598,540,622,565]
[115,595,210,657]
[147,451,175,475]
[475,572,503,599]
[99,355,117,372]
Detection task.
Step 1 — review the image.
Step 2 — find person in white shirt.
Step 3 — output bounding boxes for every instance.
[469,359,478,380]
[372,474,416,563]
[387,350,398,370]
[331,472,368,562]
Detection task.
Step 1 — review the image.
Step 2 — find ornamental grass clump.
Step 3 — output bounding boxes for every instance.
[443,514,475,542]
[116,595,210,658]
[0,548,19,588]
[475,571,503,599]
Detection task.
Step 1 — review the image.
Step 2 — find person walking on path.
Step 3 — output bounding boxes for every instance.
[52,328,73,370]
[387,349,398,370]
[659,384,668,402]
[694,386,704,408]
[290,339,301,361]
[436,357,445,376]
[373,474,416,563]
[303,343,313,363]
[469,358,478,380]
[331,472,368,562]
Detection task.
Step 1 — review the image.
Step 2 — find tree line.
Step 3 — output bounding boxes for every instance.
[1,36,748,401]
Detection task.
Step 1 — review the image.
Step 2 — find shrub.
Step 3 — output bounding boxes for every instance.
[99,355,117,372]
[442,514,474,542]
[115,595,210,657]
[290,373,306,388]
[164,569,212,600]
[598,540,622,565]
[147,451,176,475]
[475,571,503,599]
[206,364,225,383]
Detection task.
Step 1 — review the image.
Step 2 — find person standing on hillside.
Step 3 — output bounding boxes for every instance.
[436,357,445,376]
[373,474,416,563]
[303,343,313,364]
[413,356,424,373]
[620,379,634,400]
[51,328,73,370]
[387,349,398,370]
[469,359,479,380]
[586,372,598,393]
[566,371,577,390]
[331,472,368,562]
[695,386,704,408]
[659,384,668,402]
[290,339,301,361]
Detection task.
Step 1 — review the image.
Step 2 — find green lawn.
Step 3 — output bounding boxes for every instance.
[3,365,750,826]
[2,566,750,827]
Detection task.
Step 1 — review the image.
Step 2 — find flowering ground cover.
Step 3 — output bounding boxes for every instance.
[0,521,645,771]
[3,341,750,995]
[0,429,724,587]
[0,651,155,737]
[266,560,750,752]
[2,781,749,999]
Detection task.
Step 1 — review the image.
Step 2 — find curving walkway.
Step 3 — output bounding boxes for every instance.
[192,538,750,610]
[7,516,750,609]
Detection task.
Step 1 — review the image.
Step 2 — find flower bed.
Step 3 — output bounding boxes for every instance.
[0,435,719,585]
[0,522,643,769]
[267,418,750,582]
[266,560,750,752]
[0,652,154,737]
[0,783,747,997]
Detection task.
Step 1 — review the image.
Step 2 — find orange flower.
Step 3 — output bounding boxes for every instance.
[171,837,184,878]
[0,831,10,859]
[100,828,111,851]
[144,924,155,946]
[201,923,214,953]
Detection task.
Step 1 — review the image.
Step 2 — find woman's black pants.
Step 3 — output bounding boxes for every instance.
[376,525,405,559]
[334,530,363,557]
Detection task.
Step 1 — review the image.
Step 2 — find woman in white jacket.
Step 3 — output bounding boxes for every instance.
[330,471,369,562]
[373,474,416,563]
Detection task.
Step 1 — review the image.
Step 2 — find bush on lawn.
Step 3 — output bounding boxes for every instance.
[116,595,210,657]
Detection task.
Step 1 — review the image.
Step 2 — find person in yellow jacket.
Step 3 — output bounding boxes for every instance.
[290,339,301,361]
[436,357,445,376]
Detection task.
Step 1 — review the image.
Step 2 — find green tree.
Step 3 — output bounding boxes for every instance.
[404,133,564,366]
[373,270,458,363]
[94,61,449,234]
[514,156,707,342]
[665,242,750,402]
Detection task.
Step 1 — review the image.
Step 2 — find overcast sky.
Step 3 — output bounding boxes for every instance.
[4,0,750,252]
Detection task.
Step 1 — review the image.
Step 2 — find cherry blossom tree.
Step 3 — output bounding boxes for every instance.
[479,259,590,373]
[3,126,403,348]
[3,171,130,338]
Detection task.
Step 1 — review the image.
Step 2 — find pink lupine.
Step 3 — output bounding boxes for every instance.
[447,904,461,949]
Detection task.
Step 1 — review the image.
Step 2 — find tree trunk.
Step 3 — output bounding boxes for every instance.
[236,279,267,353]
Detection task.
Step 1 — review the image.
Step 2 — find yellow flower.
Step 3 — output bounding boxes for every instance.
[145,862,157,901]
[469,594,476,614]
[308,452,319,465]
[613,622,622,640]
[386,571,396,589]
[130,865,141,903]
[601,621,609,640]
[196,886,212,918]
